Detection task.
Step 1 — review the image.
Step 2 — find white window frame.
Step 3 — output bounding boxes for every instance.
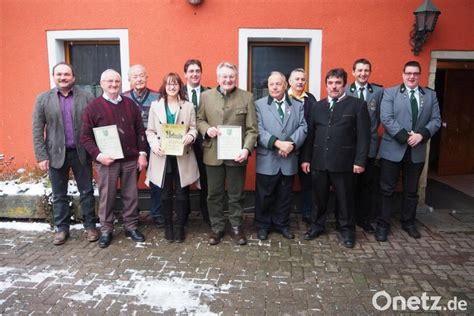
[239,28,323,99]
[46,29,130,90]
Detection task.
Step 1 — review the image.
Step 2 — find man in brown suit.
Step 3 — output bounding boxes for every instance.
[197,62,257,245]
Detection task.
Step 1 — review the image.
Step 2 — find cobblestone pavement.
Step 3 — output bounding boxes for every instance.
[0,213,473,315]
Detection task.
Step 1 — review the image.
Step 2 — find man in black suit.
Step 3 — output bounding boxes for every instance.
[301,68,370,248]
[287,68,318,225]
[183,59,210,224]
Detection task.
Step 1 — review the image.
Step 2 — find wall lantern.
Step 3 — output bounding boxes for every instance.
[410,0,441,55]
[188,0,202,5]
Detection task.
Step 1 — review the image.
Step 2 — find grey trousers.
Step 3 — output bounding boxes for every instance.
[96,160,139,233]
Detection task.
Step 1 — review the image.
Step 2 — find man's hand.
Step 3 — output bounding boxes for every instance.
[275,140,294,154]
[137,155,147,171]
[234,148,249,163]
[206,127,219,138]
[353,164,365,174]
[301,162,311,174]
[407,132,423,147]
[278,150,288,158]
[97,154,115,166]
[38,160,49,171]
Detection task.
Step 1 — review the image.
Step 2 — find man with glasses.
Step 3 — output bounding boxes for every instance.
[376,61,441,242]
[182,59,210,225]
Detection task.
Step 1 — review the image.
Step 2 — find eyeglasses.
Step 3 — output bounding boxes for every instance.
[404,72,421,77]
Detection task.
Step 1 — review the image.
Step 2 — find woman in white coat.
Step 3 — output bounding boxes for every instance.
[145,73,199,242]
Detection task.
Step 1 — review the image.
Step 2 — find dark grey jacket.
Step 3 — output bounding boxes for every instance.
[32,86,94,168]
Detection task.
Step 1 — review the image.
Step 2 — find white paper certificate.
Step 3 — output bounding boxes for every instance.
[93,125,124,159]
[217,125,242,160]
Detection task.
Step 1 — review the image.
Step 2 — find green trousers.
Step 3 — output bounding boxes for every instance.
[206,164,247,232]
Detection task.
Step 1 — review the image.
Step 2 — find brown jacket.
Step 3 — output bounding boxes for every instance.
[196,87,257,166]
[145,98,200,188]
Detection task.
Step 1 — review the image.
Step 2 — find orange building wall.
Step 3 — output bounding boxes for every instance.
[1,0,473,189]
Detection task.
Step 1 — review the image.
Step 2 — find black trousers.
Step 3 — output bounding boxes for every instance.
[255,171,294,231]
[377,148,424,229]
[159,157,189,226]
[186,136,209,221]
[311,170,355,233]
[298,165,313,218]
[354,157,379,223]
[49,149,96,232]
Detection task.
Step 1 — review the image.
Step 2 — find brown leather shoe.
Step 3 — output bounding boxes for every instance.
[230,226,247,245]
[86,228,100,242]
[208,231,224,245]
[53,231,69,245]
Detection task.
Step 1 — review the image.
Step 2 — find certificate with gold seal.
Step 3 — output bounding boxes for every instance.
[161,124,186,156]
[217,125,242,160]
[92,125,124,159]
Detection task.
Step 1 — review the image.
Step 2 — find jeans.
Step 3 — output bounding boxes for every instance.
[49,149,96,232]
[149,182,162,221]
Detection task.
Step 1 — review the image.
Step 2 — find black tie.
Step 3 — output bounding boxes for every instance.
[359,87,365,101]
[410,90,418,129]
[191,89,198,108]
[330,98,338,110]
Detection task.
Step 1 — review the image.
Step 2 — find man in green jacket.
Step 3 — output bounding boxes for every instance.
[197,61,257,246]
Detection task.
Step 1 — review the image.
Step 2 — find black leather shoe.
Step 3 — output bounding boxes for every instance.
[357,222,375,234]
[257,228,268,241]
[280,228,295,240]
[375,226,388,242]
[125,229,145,242]
[340,231,355,248]
[230,226,247,245]
[98,232,112,248]
[403,225,421,239]
[304,226,324,240]
[165,226,174,242]
[302,216,312,225]
[154,216,165,229]
[208,231,224,245]
[175,225,185,243]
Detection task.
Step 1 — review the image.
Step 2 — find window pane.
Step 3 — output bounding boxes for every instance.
[70,43,121,97]
[251,45,306,99]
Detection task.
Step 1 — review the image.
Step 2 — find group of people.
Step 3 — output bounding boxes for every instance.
[32,57,440,249]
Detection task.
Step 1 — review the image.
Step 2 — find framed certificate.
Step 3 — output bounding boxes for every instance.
[217,125,242,160]
[161,124,186,156]
[93,125,124,159]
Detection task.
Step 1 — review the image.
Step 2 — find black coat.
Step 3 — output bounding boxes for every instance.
[302,95,370,172]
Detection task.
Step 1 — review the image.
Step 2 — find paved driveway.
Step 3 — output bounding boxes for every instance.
[0,214,472,315]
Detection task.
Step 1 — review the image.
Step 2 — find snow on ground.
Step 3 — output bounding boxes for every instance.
[0,265,230,314]
[0,179,51,196]
[0,178,99,196]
